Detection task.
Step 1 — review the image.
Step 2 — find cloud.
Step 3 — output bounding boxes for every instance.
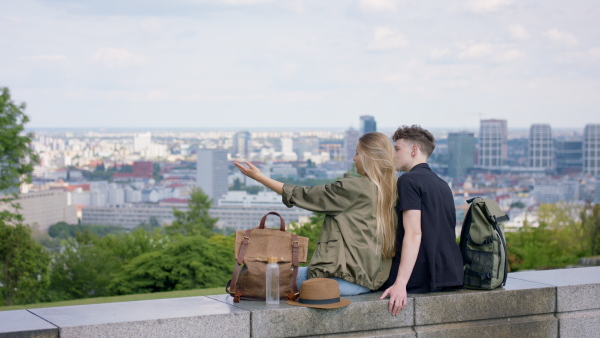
[430,43,522,63]
[545,28,578,48]
[130,90,170,102]
[508,25,530,41]
[92,47,149,69]
[367,27,409,51]
[466,0,513,13]
[25,55,69,62]
[429,48,453,62]
[358,0,401,12]
[141,17,164,32]
[590,47,600,58]
[494,49,522,62]
[1,15,22,23]
[216,0,274,5]
[458,43,493,59]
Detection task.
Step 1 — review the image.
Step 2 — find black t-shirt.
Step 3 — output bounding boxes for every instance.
[383,163,464,293]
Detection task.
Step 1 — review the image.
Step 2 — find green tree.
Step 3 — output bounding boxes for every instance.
[0,87,38,202]
[164,188,218,237]
[48,228,168,301]
[48,222,126,239]
[48,238,117,301]
[505,224,582,271]
[135,216,161,232]
[0,87,48,306]
[232,178,242,190]
[581,203,600,256]
[289,213,324,266]
[505,202,595,271]
[109,235,233,295]
[0,219,50,305]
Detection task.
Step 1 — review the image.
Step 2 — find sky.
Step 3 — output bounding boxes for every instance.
[1,0,599,130]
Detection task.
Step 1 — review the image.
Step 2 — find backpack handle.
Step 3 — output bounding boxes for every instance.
[258,211,286,231]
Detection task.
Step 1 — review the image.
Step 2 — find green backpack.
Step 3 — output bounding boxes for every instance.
[459,197,509,289]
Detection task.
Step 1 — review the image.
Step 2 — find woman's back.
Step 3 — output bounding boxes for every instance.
[282,175,392,290]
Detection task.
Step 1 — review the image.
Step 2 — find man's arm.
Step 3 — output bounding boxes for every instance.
[379,209,422,316]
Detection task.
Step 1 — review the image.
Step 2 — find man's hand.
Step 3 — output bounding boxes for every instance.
[380,283,407,316]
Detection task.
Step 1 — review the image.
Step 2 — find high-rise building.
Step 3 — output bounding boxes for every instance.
[359,115,377,135]
[555,139,583,175]
[196,149,229,200]
[133,132,152,153]
[528,124,553,169]
[478,119,507,169]
[583,124,600,177]
[281,138,293,154]
[343,127,359,167]
[448,132,475,179]
[232,131,251,158]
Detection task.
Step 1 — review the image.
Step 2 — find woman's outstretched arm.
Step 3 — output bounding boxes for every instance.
[234,161,284,195]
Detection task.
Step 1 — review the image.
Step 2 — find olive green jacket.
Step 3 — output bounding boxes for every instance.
[282,176,392,290]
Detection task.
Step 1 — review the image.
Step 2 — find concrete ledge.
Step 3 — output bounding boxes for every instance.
[0,310,57,338]
[209,293,412,337]
[557,309,600,337]
[415,314,558,338]
[510,267,600,312]
[28,296,250,338]
[413,277,555,325]
[1,267,600,337]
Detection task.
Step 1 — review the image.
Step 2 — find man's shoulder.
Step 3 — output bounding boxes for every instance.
[398,172,420,187]
[401,167,451,192]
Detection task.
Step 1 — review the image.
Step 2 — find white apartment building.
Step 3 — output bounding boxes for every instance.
[82,204,179,228]
[0,190,77,233]
[528,124,553,170]
[583,124,600,177]
[211,191,313,230]
[479,119,508,169]
[133,132,152,153]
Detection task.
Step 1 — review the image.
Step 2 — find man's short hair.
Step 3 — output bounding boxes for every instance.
[392,125,436,157]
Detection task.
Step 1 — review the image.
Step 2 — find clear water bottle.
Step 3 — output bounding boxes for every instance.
[266,256,280,305]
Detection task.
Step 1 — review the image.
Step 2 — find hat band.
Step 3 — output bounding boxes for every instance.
[298,297,341,305]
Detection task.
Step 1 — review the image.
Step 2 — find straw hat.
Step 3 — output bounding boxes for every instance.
[286,278,351,309]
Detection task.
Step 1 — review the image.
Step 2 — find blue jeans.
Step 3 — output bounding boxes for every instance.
[296,267,371,296]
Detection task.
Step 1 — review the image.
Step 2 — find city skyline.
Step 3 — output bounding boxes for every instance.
[2,0,599,129]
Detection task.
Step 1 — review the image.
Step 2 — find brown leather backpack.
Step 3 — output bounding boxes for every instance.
[226,212,309,302]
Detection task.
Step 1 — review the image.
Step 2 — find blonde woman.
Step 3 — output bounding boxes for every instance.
[234,132,397,295]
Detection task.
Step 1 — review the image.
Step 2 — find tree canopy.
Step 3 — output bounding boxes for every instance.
[0,87,38,203]
[164,187,218,237]
[0,87,49,306]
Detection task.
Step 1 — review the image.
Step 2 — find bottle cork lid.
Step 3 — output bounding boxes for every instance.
[267,257,278,264]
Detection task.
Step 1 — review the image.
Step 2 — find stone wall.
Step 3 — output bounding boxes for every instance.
[1,266,599,337]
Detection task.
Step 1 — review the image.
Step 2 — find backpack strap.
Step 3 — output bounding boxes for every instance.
[288,234,300,300]
[258,212,286,231]
[227,229,252,302]
[467,234,494,246]
[494,214,510,223]
[465,268,492,281]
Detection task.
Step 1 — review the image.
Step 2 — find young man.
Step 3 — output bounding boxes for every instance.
[380,125,463,316]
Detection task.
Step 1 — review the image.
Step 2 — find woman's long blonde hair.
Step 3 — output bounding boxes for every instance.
[357,132,397,258]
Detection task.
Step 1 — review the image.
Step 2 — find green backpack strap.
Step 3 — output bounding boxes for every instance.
[473,197,509,225]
